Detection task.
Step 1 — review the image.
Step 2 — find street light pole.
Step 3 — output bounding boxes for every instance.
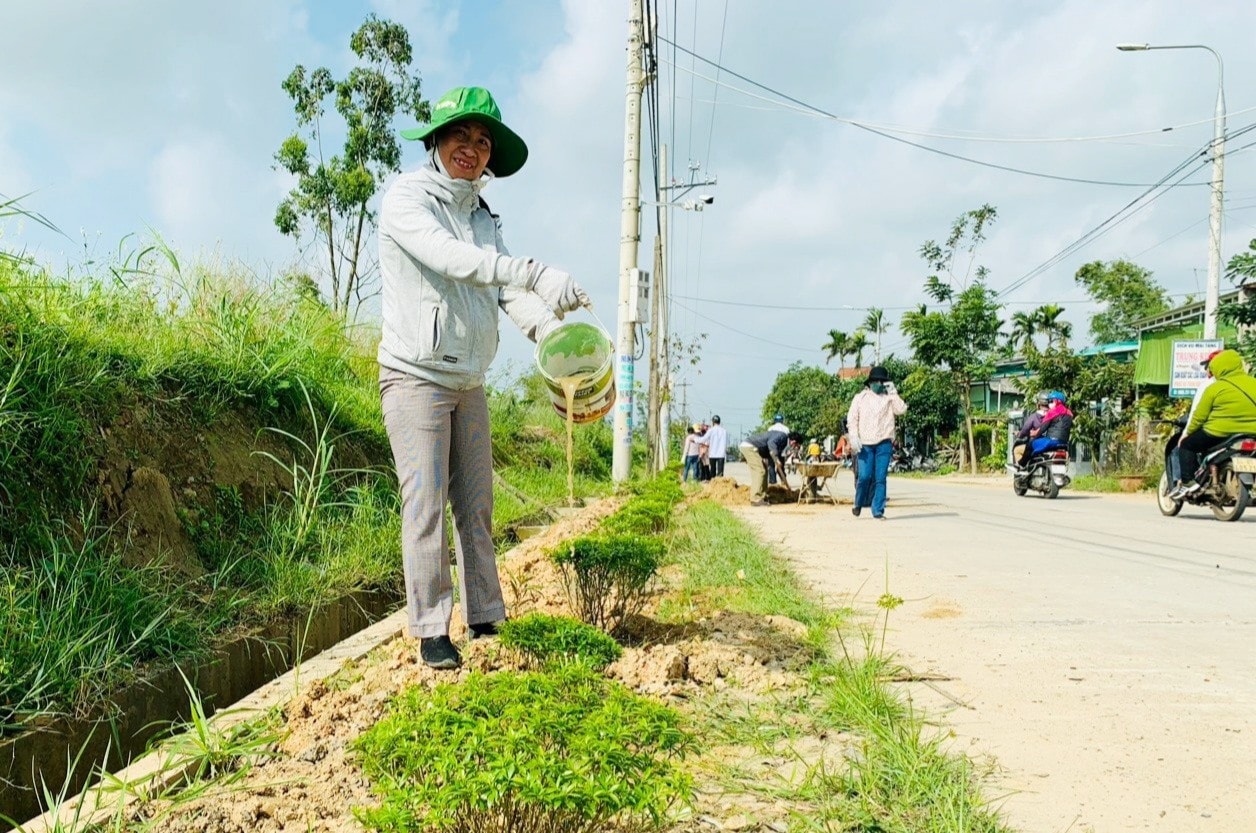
[1117,42,1226,339]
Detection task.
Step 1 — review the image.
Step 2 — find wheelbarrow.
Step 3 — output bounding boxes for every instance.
[795,461,840,505]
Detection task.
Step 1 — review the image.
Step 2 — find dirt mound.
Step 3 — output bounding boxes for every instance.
[700,476,751,505]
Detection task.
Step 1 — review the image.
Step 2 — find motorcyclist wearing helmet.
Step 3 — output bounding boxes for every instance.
[1017,391,1073,469]
[1170,349,1256,497]
[1014,393,1050,463]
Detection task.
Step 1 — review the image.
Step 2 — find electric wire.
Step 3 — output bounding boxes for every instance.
[992,124,1256,300]
[663,58,1256,145]
[671,298,813,353]
[654,39,1254,189]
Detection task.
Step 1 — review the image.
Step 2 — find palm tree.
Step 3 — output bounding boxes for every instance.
[862,307,891,362]
[1034,304,1072,349]
[822,329,850,368]
[1007,310,1037,354]
[848,329,871,369]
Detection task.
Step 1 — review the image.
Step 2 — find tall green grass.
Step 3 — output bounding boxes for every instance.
[0,250,612,727]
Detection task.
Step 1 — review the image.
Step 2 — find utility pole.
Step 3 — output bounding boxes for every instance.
[650,144,670,474]
[646,230,662,469]
[612,0,646,485]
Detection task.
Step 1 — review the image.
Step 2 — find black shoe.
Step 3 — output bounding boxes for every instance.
[851,506,861,517]
[420,635,461,669]
[874,514,886,520]
[469,620,503,640]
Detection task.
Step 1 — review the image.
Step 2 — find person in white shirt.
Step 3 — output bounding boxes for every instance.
[699,415,729,477]
[681,425,702,483]
[846,366,907,519]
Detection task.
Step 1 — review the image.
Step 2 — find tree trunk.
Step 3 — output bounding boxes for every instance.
[325,203,340,313]
[960,379,978,475]
[344,201,368,314]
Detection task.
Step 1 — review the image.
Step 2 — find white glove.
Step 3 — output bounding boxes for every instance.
[531,265,589,314]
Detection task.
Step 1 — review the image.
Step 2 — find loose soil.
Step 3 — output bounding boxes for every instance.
[127,498,841,833]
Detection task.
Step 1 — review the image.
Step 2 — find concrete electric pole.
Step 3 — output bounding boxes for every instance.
[612,0,646,485]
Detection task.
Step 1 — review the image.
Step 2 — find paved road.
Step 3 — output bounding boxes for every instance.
[722,463,1254,833]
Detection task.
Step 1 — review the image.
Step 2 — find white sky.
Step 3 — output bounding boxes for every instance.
[4,1,1256,439]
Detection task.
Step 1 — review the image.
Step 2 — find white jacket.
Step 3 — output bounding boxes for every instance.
[377,166,558,389]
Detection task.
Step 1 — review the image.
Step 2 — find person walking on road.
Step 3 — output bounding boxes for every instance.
[378,86,588,670]
[700,415,729,477]
[740,426,793,506]
[846,366,907,519]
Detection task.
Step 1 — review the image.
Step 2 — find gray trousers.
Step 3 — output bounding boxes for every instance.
[380,367,506,638]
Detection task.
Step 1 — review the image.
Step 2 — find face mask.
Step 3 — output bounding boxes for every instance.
[870,382,886,394]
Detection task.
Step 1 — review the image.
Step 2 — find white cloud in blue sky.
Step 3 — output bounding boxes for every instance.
[4,1,1256,435]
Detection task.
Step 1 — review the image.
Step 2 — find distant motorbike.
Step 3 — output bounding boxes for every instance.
[1012,446,1071,499]
[1157,418,1256,522]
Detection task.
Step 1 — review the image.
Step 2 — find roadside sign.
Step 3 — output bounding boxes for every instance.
[1170,339,1225,397]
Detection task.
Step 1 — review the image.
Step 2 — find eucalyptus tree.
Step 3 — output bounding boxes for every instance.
[274,15,431,316]
[902,205,1003,473]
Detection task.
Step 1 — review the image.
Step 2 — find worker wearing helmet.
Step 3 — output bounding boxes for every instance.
[1017,391,1073,469]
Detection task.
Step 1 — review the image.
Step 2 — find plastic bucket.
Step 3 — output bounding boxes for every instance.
[535,321,616,424]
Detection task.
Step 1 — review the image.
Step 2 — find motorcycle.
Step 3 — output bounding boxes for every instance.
[889,445,914,473]
[1156,418,1256,522]
[1011,446,1071,499]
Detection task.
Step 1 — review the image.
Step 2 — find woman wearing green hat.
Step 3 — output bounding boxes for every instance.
[378,86,589,670]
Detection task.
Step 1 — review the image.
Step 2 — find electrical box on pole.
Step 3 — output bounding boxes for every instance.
[628,268,649,324]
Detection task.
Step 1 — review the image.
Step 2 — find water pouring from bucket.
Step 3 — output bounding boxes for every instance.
[535,315,615,506]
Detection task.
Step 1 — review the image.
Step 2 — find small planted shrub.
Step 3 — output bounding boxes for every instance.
[601,497,671,536]
[498,613,623,671]
[551,534,663,634]
[354,667,693,833]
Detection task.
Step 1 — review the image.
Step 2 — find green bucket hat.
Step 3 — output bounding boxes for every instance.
[400,86,529,178]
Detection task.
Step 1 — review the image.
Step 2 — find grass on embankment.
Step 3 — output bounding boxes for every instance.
[667,500,1013,833]
[0,254,612,730]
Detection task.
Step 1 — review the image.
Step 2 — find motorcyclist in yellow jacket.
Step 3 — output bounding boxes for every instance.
[1171,349,1256,497]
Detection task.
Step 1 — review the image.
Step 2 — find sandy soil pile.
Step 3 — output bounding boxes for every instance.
[131,497,826,833]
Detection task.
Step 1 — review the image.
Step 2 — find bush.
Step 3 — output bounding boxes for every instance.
[498,613,622,671]
[551,534,663,634]
[601,473,684,536]
[354,667,693,833]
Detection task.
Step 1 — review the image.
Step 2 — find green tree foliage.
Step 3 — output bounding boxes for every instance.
[761,363,850,436]
[1220,238,1256,365]
[821,329,850,368]
[274,15,431,315]
[1034,303,1071,348]
[848,329,871,369]
[901,205,1003,473]
[862,307,890,363]
[1006,310,1037,355]
[1023,347,1135,475]
[1074,259,1170,344]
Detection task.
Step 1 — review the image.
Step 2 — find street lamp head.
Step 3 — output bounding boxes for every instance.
[696,194,714,205]
[1115,43,1150,51]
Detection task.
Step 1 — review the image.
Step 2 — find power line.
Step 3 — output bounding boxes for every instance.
[671,298,813,353]
[654,39,1245,189]
[663,59,1256,145]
